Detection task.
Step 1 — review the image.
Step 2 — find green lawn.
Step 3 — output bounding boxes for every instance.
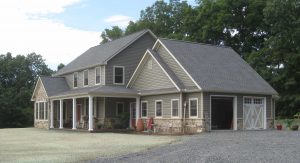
[0,128,178,163]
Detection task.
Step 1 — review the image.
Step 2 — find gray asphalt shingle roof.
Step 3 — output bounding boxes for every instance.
[159,38,277,95]
[40,76,70,97]
[55,29,151,76]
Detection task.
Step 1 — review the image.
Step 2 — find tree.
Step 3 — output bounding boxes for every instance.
[100,26,124,44]
[260,0,300,117]
[57,63,65,71]
[98,0,299,117]
[0,53,53,128]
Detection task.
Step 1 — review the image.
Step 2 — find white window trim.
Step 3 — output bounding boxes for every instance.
[83,69,89,87]
[171,99,180,118]
[141,101,148,119]
[116,102,124,116]
[95,67,101,85]
[35,101,48,121]
[155,100,163,118]
[73,72,78,88]
[189,98,198,118]
[113,66,125,85]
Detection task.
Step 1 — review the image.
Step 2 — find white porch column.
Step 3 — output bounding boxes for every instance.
[50,100,54,128]
[88,96,93,131]
[59,99,63,129]
[72,98,77,130]
[135,97,140,125]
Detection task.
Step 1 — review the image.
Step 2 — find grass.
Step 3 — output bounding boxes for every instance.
[0,128,178,163]
[275,119,300,130]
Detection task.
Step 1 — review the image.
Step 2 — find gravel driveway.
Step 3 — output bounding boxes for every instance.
[93,130,300,163]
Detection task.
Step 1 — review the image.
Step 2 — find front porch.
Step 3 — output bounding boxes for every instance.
[50,95,140,131]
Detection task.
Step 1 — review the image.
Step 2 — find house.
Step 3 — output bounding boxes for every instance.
[31,29,278,133]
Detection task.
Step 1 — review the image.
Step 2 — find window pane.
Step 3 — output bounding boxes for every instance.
[190,100,197,116]
[142,102,147,117]
[114,67,124,84]
[73,73,78,87]
[172,100,179,117]
[115,67,123,76]
[244,98,252,104]
[35,103,38,120]
[254,98,263,104]
[96,67,101,84]
[115,76,123,84]
[131,103,136,119]
[45,102,48,120]
[84,70,88,86]
[39,103,44,120]
[156,101,162,117]
[117,103,124,116]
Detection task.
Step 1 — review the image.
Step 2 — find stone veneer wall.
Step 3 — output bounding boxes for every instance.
[34,121,49,129]
[141,119,205,134]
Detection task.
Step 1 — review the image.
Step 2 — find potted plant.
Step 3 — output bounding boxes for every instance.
[285,119,294,130]
[291,125,299,131]
[276,124,282,130]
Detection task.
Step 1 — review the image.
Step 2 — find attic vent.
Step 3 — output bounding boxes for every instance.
[147,59,153,69]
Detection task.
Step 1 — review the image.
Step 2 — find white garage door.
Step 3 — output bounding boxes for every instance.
[243,97,265,130]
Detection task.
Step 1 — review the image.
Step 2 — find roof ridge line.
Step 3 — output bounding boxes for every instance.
[158,37,231,49]
[102,29,152,63]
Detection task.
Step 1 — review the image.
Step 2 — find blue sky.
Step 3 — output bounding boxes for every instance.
[49,0,196,31]
[0,0,196,70]
[49,0,157,31]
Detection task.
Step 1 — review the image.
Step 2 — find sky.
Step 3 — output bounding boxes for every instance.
[0,0,196,70]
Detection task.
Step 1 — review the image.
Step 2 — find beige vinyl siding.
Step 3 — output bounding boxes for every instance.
[157,45,196,87]
[141,93,180,119]
[106,33,156,85]
[132,57,175,90]
[183,92,202,119]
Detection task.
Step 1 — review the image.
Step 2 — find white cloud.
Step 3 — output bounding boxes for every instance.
[0,0,100,70]
[104,15,133,28]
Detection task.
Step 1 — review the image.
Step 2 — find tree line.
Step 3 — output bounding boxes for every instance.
[101,0,300,118]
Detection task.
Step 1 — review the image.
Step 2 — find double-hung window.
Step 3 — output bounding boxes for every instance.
[189,98,198,118]
[35,102,48,120]
[95,67,101,84]
[113,66,124,85]
[141,101,148,118]
[155,100,162,117]
[171,99,179,117]
[83,70,88,86]
[73,72,78,88]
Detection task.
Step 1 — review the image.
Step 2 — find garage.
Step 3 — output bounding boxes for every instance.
[243,97,265,130]
[211,97,234,130]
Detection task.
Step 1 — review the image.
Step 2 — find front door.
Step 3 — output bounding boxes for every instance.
[243,97,265,130]
[130,102,136,128]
